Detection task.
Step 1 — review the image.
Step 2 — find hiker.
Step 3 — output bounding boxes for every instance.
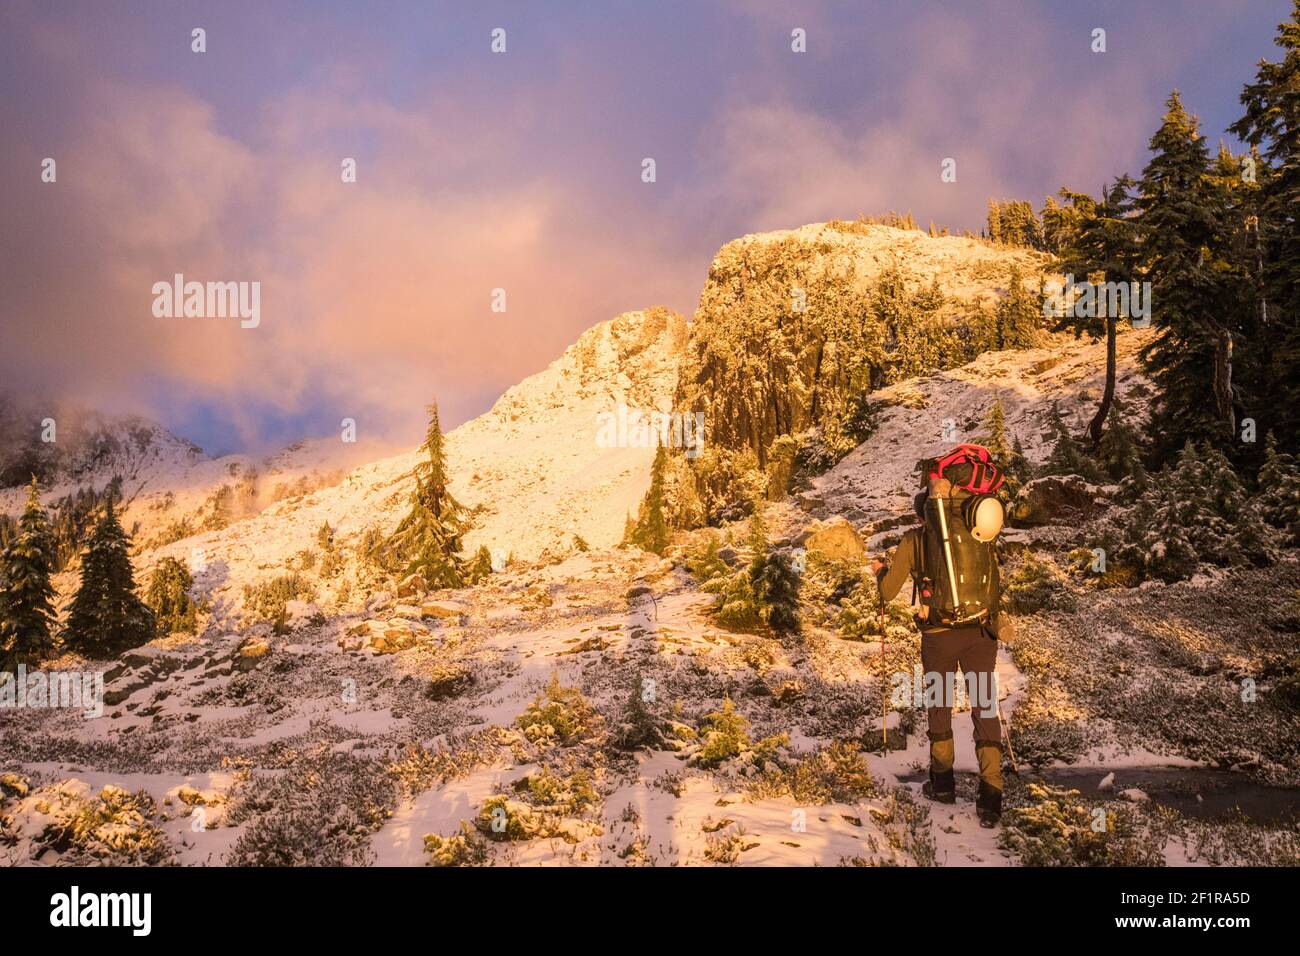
[870,444,1009,828]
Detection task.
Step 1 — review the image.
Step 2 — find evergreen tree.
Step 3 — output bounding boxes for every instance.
[989,199,1043,249]
[466,545,494,585]
[1230,1,1300,448]
[1112,478,1201,583]
[1053,177,1141,446]
[1094,399,1146,485]
[144,556,197,635]
[994,266,1040,349]
[1138,91,1237,458]
[0,478,58,667]
[1256,432,1300,544]
[382,402,465,587]
[751,551,801,634]
[1041,405,1105,482]
[63,497,155,656]
[1112,441,1276,581]
[629,444,671,556]
[610,673,666,751]
[986,198,1002,243]
[980,396,1027,497]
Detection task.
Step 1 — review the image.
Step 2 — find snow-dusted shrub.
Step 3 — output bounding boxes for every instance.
[36,783,172,866]
[225,750,396,866]
[515,767,598,816]
[423,824,488,866]
[145,556,196,634]
[1002,551,1076,614]
[694,697,751,766]
[1104,441,1278,583]
[999,784,1171,866]
[690,698,790,768]
[515,674,601,746]
[241,572,315,624]
[749,739,877,804]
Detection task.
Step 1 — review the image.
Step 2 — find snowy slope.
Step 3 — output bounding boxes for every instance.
[809,326,1154,527]
[126,307,689,612]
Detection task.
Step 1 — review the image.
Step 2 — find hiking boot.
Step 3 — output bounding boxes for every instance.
[922,768,956,804]
[976,780,1002,828]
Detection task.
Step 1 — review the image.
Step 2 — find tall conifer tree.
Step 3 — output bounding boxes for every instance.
[64,496,155,656]
[1229,0,1300,448]
[0,478,58,667]
[383,402,466,587]
[1137,91,1235,457]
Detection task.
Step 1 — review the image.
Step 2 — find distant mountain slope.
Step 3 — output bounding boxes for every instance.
[114,307,688,614]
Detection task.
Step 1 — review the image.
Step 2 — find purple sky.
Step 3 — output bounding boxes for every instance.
[0,0,1289,455]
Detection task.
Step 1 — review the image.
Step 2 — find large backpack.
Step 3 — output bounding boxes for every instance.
[914,445,1004,626]
[926,443,1004,495]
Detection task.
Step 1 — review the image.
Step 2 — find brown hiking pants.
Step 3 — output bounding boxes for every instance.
[920,622,1003,791]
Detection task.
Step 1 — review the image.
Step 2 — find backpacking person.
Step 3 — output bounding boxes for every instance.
[870,444,1009,828]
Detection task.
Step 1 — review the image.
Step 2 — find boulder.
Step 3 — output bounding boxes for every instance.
[798,516,865,562]
[717,546,741,567]
[426,665,473,700]
[1011,475,1104,527]
[366,591,394,613]
[420,600,467,620]
[235,639,271,670]
[368,620,416,654]
[397,573,427,598]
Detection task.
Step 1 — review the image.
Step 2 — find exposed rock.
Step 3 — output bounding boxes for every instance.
[798,516,866,562]
[420,600,467,620]
[717,546,740,567]
[1011,475,1104,527]
[368,620,416,654]
[397,573,427,598]
[235,639,271,670]
[426,665,473,700]
[103,670,158,706]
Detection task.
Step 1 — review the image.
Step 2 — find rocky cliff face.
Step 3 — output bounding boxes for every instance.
[675,221,1051,514]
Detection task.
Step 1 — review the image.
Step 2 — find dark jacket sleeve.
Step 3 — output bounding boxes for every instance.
[874,529,920,604]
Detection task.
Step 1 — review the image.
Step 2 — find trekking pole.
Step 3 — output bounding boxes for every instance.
[996,699,1020,776]
[878,602,888,752]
